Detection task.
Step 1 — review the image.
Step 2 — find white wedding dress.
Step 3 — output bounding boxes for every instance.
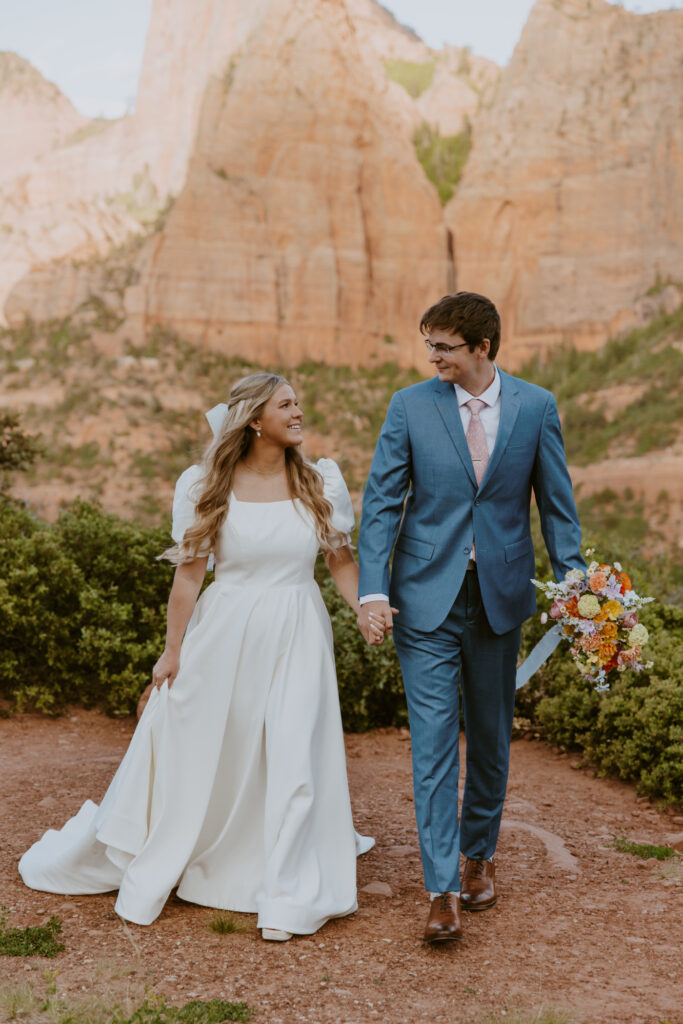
[19,458,373,932]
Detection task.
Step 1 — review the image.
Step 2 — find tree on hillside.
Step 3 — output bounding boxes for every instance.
[0,412,41,489]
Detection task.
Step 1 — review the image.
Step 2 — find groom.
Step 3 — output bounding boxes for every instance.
[357,292,584,943]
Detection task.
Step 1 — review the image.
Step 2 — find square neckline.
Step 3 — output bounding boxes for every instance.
[231,495,295,505]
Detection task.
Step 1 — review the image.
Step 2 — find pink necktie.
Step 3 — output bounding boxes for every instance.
[465,399,489,561]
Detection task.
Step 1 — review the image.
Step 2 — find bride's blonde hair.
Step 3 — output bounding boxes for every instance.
[162,372,348,563]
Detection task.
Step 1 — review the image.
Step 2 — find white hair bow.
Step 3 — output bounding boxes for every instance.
[205,403,228,438]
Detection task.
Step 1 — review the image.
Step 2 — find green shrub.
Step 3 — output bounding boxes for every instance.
[0,412,41,481]
[520,522,683,803]
[317,570,407,732]
[383,58,436,98]
[413,121,472,204]
[2,493,681,803]
[0,497,174,716]
[0,497,405,728]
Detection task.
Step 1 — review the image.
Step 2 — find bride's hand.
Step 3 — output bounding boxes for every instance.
[152,649,180,689]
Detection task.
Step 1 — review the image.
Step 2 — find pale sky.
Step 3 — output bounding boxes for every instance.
[1,0,681,119]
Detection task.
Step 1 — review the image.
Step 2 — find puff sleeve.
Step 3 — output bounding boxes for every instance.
[171,465,212,564]
[318,458,355,546]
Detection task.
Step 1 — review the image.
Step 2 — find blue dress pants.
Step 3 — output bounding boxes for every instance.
[392,569,521,893]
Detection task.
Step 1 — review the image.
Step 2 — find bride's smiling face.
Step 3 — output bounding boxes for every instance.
[253,383,304,447]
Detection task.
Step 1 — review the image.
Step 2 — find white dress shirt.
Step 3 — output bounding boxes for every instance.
[360,366,501,606]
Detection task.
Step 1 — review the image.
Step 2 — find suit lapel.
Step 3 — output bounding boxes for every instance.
[478,369,521,493]
[432,380,477,489]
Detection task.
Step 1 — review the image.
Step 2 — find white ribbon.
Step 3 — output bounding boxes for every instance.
[205,403,228,437]
[515,623,564,689]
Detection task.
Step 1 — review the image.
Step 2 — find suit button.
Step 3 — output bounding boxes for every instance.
[463,546,470,554]
[474,499,481,506]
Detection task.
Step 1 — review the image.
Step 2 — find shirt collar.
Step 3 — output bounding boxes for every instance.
[454,365,500,408]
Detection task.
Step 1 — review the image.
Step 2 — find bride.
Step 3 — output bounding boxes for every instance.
[19,372,379,940]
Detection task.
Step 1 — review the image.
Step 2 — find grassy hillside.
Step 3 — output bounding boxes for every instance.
[518,302,683,463]
[1,296,681,598]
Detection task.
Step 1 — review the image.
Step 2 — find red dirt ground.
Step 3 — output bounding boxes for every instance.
[1,712,682,1024]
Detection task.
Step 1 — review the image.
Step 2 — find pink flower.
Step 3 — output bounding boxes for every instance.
[621,612,638,629]
[549,602,564,620]
[618,648,640,666]
[589,572,608,594]
[540,612,548,624]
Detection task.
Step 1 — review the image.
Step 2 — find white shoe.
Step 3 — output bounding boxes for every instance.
[261,928,293,942]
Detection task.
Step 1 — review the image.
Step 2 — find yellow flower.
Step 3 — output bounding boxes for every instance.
[602,600,622,621]
[629,624,649,646]
[600,622,618,641]
[577,594,601,618]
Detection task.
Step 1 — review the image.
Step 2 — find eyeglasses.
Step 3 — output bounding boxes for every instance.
[423,338,470,356]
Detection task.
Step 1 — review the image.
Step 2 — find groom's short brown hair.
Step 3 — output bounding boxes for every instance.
[420,292,501,360]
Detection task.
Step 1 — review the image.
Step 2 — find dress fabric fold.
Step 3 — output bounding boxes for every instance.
[19,459,373,932]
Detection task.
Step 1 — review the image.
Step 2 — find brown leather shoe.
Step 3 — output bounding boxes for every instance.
[461,857,497,911]
[423,892,463,944]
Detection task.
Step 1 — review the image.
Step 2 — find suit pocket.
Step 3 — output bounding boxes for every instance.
[395,534,435,561]
[504,537,532,563]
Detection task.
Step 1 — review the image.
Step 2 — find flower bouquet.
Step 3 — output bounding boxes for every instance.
[529,551,654,691]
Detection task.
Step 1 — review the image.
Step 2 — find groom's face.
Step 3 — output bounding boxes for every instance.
[427,330,489,386]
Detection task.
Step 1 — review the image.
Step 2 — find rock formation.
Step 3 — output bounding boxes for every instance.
[449,0,683,364]
[126,0,452,366]
[0,52,88,185]
[0,0,248,321]
[413,46,498,137]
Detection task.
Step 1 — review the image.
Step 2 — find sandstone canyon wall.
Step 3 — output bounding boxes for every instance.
[0,52,88,185]
[5,0,476,366]
[126,0,452,366]
[4,0,683,370]
[449,0,683,364]
[0,0,260,321]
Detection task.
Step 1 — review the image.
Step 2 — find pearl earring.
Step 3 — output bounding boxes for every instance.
[256,429,261,437]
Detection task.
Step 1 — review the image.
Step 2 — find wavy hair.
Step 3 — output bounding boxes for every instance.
[162,372,347,563]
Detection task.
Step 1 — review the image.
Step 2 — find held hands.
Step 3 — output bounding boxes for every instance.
[152,648,180,690]
[357,601,399,646]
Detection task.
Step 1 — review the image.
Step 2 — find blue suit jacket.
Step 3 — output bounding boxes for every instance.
[358,370,584,635]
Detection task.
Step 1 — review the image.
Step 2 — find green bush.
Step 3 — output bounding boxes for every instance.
[533,603,683,803]
[0,497,404,728]
[0,497,174,716]
[413,121,472,205]
[518,515,683,804]
[317,570,407,732]
[2,495,680,803]
[383,58,436,98]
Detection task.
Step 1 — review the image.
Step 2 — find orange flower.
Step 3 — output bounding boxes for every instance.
[563,624,576,638]
[594,609,610,624]
[598,642,617,662]
[565,597,580,617]
[600,622,618,641]
[589,572,608,594]
[615,572,632,593]
[582,635,601,651]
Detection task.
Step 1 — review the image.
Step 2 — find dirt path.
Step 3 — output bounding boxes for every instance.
[1,713,681,1024]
